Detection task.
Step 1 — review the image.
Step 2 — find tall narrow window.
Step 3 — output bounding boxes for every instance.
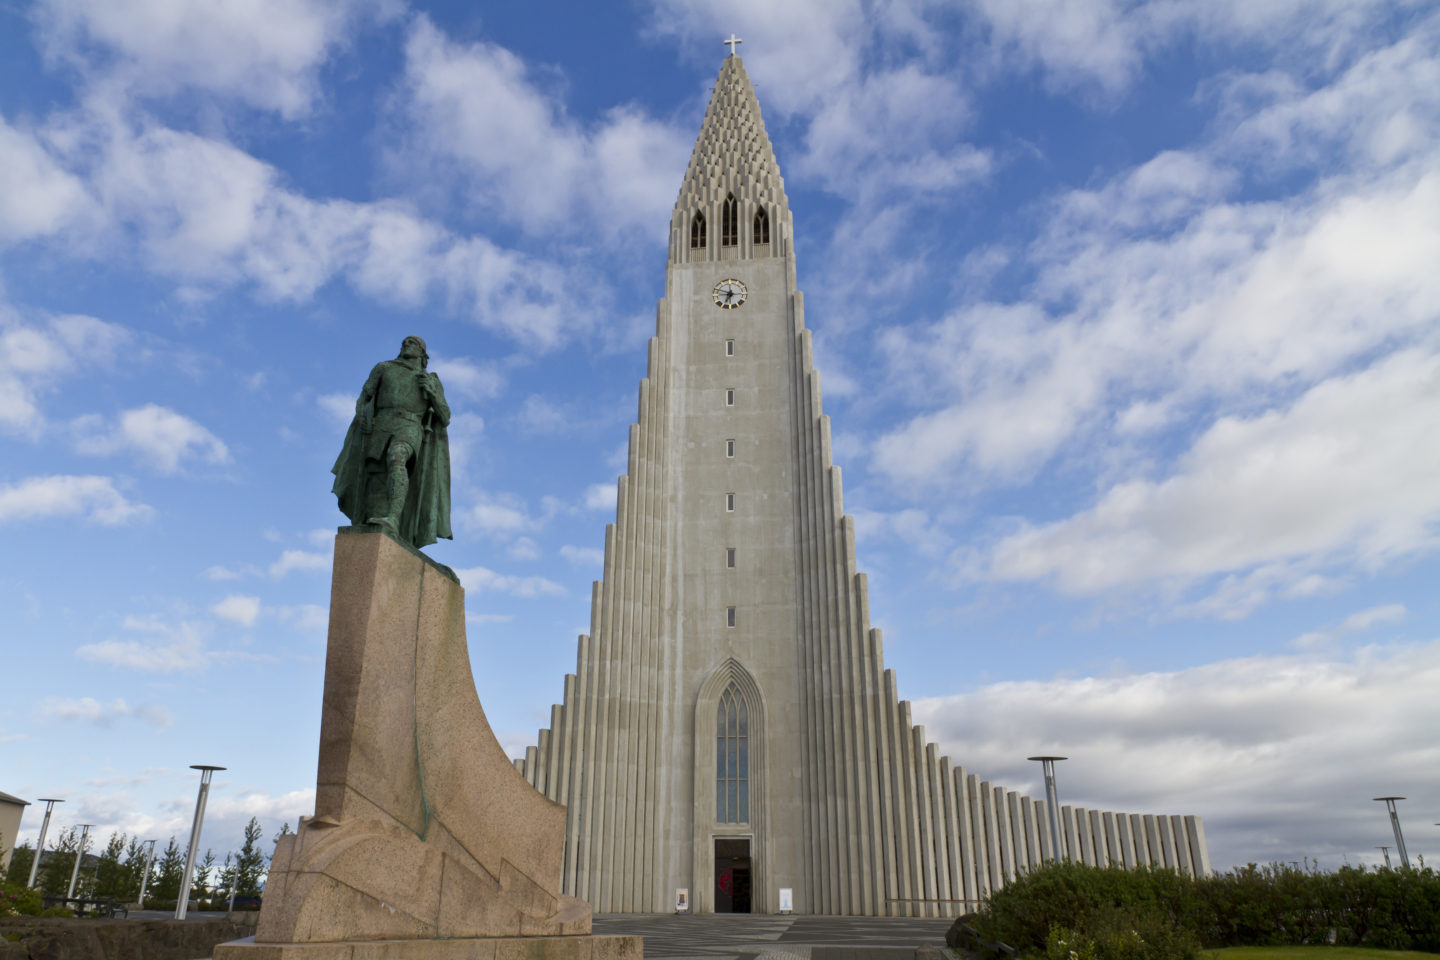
[691,210,707,249]
[717,684,749,822]
[726,388,735,406]
[753,206,770,245]
[725,493,735,512]
[721,193,738,246]
[726,606,736,627]
[726,547,736,568]
[725,439,735,458]
[725,339,735,357]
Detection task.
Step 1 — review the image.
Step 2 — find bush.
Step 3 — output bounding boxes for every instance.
[971,859,1440,957]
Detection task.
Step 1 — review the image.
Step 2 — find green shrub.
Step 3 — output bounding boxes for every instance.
[971,859,1440,956]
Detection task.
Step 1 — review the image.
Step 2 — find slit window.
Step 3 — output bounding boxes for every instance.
[726,388,735,406]
[725,339,735,356]
[753,206,770,245]
[726,439,735,458]
[726,606,736,627]
[726,493,735,512]
[691,210,707,249]
[721,193,738,246]
[716,684,749,822]
[727,547,736,568]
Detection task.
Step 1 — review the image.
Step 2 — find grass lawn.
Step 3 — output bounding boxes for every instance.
[1205,949,1440,959]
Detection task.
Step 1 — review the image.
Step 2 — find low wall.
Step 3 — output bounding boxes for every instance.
[0,913,258,960]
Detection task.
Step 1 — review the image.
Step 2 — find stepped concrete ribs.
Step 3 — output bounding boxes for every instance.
[519,53,1210,915]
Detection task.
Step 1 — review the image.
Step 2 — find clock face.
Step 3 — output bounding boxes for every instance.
[712,278,748,309]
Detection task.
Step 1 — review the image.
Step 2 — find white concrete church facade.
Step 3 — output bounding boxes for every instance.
[517,51,1210,916]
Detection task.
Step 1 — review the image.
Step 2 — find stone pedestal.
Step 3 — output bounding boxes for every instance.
[215,531,639,960]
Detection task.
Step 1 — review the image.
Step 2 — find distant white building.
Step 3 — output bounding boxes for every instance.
[517,51,1209,916]
[0,791,29,872]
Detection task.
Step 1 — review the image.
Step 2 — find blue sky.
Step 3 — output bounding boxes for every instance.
[2,0,1438,878]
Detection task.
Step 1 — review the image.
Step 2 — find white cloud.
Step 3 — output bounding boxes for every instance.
[34,0,392,119]
[507,537,540,561]
[37,696,173,728]
[910,639,1440,869]
[77,616,211,672]
[393,17,690,239]
[980,348,1440,606]
[583,483,616,512]
[0,474,151,525]
[202,565,242,581]
[1339,603,1406,632]
[454,565,566,599]
[851,507,949,558]
[73,403,229,473]
[429,356,505,400]
[211,594,261,627]
[0,312,132,435]
[559,544,605,567]
[0,114,91,242]
[269,549,329,578]
[317,392,356,428]
[461,490,560,539]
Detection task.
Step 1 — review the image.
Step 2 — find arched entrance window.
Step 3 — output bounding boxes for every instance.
[717,684,749,822]
[691,210,707,248]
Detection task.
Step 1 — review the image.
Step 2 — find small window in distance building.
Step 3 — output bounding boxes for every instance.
[727,547,736,568]
[753,206,770,245]
[691,210,706,249]
[726,439,735,458]
[726,493,735,511]
[726,606,736,627]
[725,339,735,356]
[726,388,735,406]
[722,193,738,246]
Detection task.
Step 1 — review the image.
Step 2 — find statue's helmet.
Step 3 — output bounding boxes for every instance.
[400,336,429,360]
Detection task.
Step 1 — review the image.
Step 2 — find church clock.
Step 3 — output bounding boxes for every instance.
[712,278,747,309]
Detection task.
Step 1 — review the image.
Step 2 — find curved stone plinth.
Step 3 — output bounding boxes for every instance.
[217,530,626,958]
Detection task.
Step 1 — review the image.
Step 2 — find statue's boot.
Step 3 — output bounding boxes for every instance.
[366,463,408,538]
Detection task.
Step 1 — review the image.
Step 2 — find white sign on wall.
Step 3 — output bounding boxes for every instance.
[778,887,793,914]
[674,887,689,913]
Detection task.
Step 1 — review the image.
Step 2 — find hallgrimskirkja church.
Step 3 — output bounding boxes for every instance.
[515,50,1210,916]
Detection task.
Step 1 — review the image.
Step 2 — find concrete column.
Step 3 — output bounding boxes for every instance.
[993,787,1015,885]
[1184,817,1211,877]
[1170,816,1193,877]
[1157,815,1178,870]
[1020,796,1041,872]
[1089,810,1108,867]
[1062,806,1079,862]
[979,782,1002,893]
[966,775,990,900]
[1143,815,1162,867]
[953,766,978,910]
[1101,812,1120,869]
[1075,807,1096,866]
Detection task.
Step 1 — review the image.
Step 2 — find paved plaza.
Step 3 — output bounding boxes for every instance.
[592,914,956,960]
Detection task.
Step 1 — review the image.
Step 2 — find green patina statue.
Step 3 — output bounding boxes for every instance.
[331,335,452,549]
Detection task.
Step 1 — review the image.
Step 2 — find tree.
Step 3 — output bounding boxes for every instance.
[4,842,33,885]
[191,849,215,903]
[93,832,132,899]
[38,828,78,896]
[120,837,148,901]
[149,837,184,906]
[235,818,266,896]
[215,852,236,906]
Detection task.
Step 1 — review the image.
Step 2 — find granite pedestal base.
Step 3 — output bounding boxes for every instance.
[215,530,638,960]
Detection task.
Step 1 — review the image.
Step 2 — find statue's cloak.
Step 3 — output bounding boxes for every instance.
[331,383,452,549]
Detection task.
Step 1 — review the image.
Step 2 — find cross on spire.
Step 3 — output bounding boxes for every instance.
[724,34,743,56]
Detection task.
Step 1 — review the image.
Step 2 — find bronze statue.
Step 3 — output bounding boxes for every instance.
[332,336,452,548]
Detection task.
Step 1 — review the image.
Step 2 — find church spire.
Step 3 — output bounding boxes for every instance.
[670,53,791,262]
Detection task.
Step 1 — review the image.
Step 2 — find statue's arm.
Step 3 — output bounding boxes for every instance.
[428,376,451,428]
[357,363,385,413]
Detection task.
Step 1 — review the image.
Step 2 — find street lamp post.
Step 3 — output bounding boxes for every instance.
[1373,797,1410,869]
[1028,756,1068,861]
[65,825,92,900]
[25,798,63,889]
[136,839,158,908]
[1377,845,1391,868]
[177,765,226,920]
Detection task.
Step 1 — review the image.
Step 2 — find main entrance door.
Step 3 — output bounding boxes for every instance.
[713,838,751,913]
